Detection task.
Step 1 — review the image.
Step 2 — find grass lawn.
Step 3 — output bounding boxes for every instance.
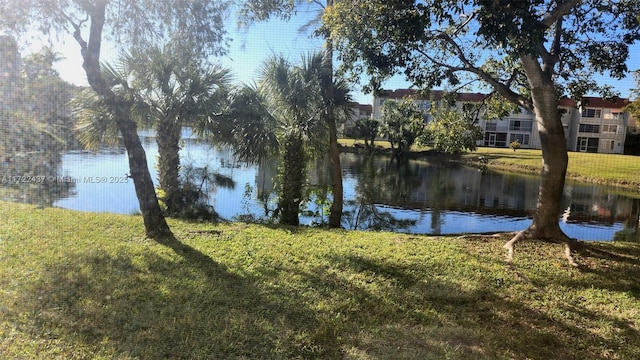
[466,147,640,188]
[2,201,640,359]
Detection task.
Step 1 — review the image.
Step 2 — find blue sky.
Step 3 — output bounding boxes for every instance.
[39,10,638,105]
[43,7,375,104]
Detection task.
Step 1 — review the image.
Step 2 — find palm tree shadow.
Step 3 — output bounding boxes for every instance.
[19,235,339,358]
[157,233,228,276]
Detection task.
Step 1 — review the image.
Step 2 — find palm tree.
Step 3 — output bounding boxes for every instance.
[72,44,232,216]
[212,52,351,226]
[237,0,347,228]
[128,46,232,215]
[258,54,323,225]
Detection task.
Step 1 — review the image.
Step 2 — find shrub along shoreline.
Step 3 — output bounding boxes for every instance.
[1,201,639,359]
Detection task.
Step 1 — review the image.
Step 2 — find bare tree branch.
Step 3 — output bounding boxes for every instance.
[436,32,531,108]
[541,0,579,28]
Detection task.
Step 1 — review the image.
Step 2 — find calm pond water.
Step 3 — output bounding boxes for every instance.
[48,129,639,241]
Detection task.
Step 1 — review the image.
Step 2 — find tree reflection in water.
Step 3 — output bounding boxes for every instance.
[2,151,74,208]
[16,140,640,242]
[343,155,417,232]
[614,198,640,242]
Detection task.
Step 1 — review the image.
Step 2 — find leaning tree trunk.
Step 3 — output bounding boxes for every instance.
[156,119,183,215]
[73,2,173,240]
[504,55,577,266]
[279,134,306,226]
[114,111,173,239]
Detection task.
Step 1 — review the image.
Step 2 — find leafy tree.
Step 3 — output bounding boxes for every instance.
[425,108,482,154]
[324,0,640,264]
[380,100,425,159]
[0,0,230,240]
[72,44,232,217]
[353,117,380,151]
[23,47,80,150]
[263,53,337,226]
[238,0,346,228]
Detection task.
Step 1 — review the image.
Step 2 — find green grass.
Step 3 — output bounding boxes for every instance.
[2,201,640,359]
[466,147,640,188]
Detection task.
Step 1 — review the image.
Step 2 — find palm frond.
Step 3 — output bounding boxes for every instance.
[226,84,280,164]
[70,89,121,150]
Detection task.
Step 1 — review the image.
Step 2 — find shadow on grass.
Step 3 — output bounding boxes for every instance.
[19,238,340,359]
[576,241,640,266]
[14,235,640,359]
[292,253,640,359]
[567,242,640,298]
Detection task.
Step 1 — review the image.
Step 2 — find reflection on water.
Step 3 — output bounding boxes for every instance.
[1,141,73,208]
[335,154,639,241]
[5,129,638,241]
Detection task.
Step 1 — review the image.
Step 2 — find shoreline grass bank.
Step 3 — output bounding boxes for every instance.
[1,201,639,359]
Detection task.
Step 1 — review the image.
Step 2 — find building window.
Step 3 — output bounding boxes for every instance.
[579,123,600,133]
[577,137,599,152]
[510,133,530,145]
[485,122,497,131]
[484,132,507,147]
[509,119,533,131]
[602,124,618,133]
[581,108,601,118]
[612,112,622,119]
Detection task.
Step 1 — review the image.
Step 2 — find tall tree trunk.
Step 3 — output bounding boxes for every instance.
[279,134,305,226]
[528,84,568,238]
[325,0,344,228]
[156,120,182,215]
[72,2,172,240]
[327,95,343,227]
[504,54,576,266]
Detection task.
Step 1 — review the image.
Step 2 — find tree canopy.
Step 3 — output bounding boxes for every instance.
[426,107,482,154]
[1,0,229,57]
[324,0,639,102]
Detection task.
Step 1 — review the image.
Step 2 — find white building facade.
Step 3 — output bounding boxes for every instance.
[372,89,632,154]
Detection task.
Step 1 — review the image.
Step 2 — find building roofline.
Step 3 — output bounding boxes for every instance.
[378,89,630,109]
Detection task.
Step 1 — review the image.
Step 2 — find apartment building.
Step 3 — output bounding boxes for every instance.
[562,97,631,153]
[372,89,632,154]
